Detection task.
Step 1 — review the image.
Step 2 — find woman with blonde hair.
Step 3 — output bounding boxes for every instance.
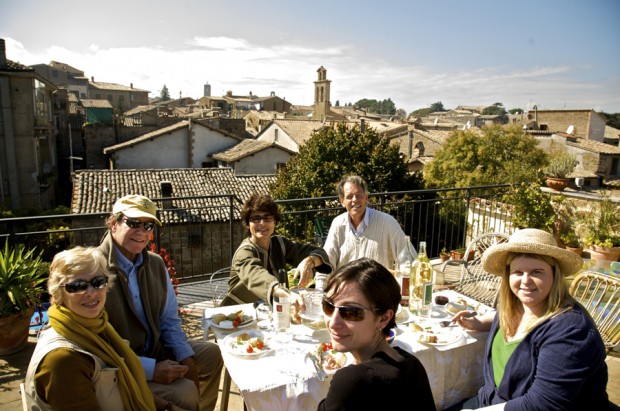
[24,246,175,410]
[451,229,609,411]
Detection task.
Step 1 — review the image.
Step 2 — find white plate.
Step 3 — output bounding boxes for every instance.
[223,329,274,359]
[209,315,256,330]
[416,329,464,346]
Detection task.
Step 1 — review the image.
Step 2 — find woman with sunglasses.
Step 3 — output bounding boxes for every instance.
[23,246,169,410]
[221,194,333,306]
[317,258,436,411]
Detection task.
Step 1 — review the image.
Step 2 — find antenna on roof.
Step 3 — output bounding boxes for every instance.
[566,125,575,135]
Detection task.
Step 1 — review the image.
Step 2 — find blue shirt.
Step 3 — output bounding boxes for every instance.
[113,246,194,380]
[347,207,373,237]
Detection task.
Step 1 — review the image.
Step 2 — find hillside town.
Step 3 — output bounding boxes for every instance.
[1,37,620,216]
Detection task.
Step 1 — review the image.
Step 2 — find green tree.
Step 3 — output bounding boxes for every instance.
[160,85,171,100]
[429,102,446,112]
[482,102,508,123]
[353,98,396,115]
[509,108,524,114]
[600,111,620,129]
[271,122,420,200]
[423,124,547,189]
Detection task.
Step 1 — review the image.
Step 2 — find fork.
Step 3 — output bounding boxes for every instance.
[306,352,327,381]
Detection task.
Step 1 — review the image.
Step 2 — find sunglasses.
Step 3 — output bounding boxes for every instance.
[322,299,376,322]
[249,214,275,224]
[64,276,108,294]
[122,217,156,231]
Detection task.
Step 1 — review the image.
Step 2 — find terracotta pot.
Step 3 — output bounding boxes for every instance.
[0,305,34,355]
[439,253,450,262]
[545,177,570,192]
[589,245,620,262]
[566,246,583,257]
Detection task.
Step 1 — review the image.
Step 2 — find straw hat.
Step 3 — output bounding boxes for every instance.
[482,228,583,277]
[113,195,162,225]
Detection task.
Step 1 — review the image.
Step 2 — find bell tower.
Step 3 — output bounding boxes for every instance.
[312,66,331,120]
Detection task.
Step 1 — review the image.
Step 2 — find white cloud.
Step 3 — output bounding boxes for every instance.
[4,36,619,112]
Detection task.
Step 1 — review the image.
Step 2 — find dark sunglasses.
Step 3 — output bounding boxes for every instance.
[64,276,108,294]
[322,299,376,322]
[249,214,275,224]
[122,217,156,231]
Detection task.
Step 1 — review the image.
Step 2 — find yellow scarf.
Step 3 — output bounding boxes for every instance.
[48,305,156,411]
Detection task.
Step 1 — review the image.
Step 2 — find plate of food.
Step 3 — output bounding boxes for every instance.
[223,330,274,359]
[410,321,464,346]
[314,341,348,374]
[209,310,255,330]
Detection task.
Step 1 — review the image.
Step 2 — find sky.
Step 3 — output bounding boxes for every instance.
[1,0,619,113]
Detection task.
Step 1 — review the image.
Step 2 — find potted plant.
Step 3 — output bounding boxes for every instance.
[576,193,620,261]
[0,240,46,354]
[439,247,450,262]
[543,151,578,192]
[552,195,582,256]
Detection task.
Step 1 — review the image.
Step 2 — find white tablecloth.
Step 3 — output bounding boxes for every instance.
[204,290,492,411]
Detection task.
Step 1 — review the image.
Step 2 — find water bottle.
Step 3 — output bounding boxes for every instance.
[273,269,291,332]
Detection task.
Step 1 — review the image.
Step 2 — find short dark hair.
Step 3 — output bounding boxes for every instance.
[324,258,400,335]
[241,194,281,235]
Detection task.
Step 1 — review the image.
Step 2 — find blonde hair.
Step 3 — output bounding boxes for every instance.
[498,252,575,339]
[48,246,114,305]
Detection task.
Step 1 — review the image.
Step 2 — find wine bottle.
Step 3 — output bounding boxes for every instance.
[409,241,433,317]
[397,236,416,306]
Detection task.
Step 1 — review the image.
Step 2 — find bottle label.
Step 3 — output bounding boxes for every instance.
[273,300,290,331]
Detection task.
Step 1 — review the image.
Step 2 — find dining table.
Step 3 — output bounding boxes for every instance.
[203,289,494,411]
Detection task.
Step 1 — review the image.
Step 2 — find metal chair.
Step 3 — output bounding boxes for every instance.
[569,271,620,353]
[442,232,510,309]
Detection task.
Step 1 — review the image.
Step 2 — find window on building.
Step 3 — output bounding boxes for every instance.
[612,157,619,175]
[107,94,113,103]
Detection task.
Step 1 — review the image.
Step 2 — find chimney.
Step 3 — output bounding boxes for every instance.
[91,76,94,82]
[130,83,133,89]
[0,38,6,68]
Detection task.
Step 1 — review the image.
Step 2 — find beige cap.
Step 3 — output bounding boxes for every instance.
[112,195,161,225]
[482,228,583,277]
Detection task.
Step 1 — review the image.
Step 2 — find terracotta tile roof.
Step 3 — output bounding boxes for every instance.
[90,81,149,93]
[80,99,113,109]
[71,168,276,223]
[124,104,158,116]
[103,120,189,153]
[211,140,294,162]
[604,126,620,140]
[0,58,33,72]
[560,133,620,154]
[272,119,329,146]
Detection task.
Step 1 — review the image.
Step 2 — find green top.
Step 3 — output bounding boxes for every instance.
[491,327,522,387]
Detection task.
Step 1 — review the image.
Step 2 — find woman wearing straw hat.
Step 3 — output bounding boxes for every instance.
[451,229,609,411]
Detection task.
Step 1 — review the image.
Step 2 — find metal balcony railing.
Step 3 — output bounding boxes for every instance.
[0,184,513,283]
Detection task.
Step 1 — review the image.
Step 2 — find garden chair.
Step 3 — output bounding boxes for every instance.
[569,271,620,353]
[441,232,510,309]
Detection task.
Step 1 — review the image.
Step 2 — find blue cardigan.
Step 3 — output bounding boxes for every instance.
[478,303,609,411]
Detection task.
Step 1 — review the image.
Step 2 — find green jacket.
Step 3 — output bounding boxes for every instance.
[221,235,332,306]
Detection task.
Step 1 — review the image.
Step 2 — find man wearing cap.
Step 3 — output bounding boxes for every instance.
[99,194,223,411]
[451,228,608,411]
